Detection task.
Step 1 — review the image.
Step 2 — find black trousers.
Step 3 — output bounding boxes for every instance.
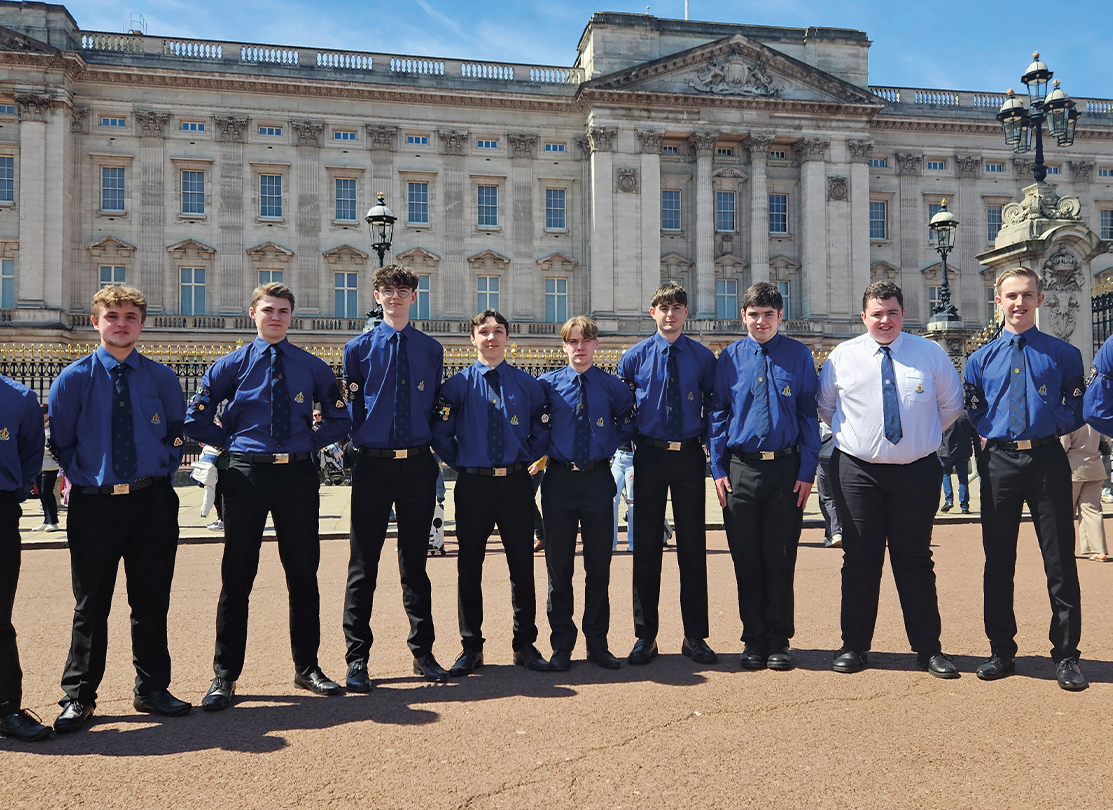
[632,442,709,641]
[36,470,58,525]
[541,465,618,654]
[62,478,179,703]
[978,443,1081,662]
[722,453,803,649]
[0,492,23,714]
[531,467,545,540]
[454,469,538,652]
[344,451,439,662]
[215,458,322,680]
[831,450,943,655]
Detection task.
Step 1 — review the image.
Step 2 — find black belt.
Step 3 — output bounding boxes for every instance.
[637,435,702,451]
[733,445,799,461]
[75,476,161,496]
[229,451,315,465]
[551,459,609,472]
[986,436,1059,451]
[357,445,428,459]
[461,462,527,477]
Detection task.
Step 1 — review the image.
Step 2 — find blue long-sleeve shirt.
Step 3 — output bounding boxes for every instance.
[616,332,717,442]
[343,321,443,449]
[48,346,184,487]
[184,336,350,453]
[539,364,635,464]
[709,333,820,482]
[964,326,1084,441]
[431,360,550,470]
[0,374,44,500]
[1084,334,1113,435]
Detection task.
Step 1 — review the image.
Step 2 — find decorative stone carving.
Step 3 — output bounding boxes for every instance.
[86,235,136,257]
[744,133,775,158]
[466,249,511,269]
[245,241,295,263]
[366,125,398,151]
[895,153,923,176]
[1041,246,1083,339]
[572,135,590,159]
[794,138,829,164]
[870,260,900,281]
[955,155,980,179]
[508,134,537,159]
[686,45,778,97]
[322,244,369,265]
[166,238,217,260]
[1069,160,1095,183]
[688,131,719,158]
[1012,157,1034,178]
[291,119,324,146]
[848,140,874,163]
[712,167,747,180]
[396,246,441,267]
[637,130,664,154]
[438,129,468,156]
[536,252,577,271]
[214,116,248,142]
[1001,183,1082,225]
[586,126,617,153]
[134,110,171,138]
[70,106,87,134]
[826,176,848,201]
[717,234,734,256]
[615,167,638,193]
[14,93,52,122]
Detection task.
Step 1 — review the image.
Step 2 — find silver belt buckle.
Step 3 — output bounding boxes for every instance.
[667,441,682,451]
[112,483,130,495]
[1015,440,1032,450]
[394,449,407,460]
[760,451,775,461]
[273,453,289,464]
[493,467,508,477]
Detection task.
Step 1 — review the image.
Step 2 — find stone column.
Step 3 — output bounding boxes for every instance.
[587,126,617,318]
[954,155,981,323]
[508,134,537,320]
[438,129,468,319]
[848,140,873,316]
[689,131,718,318]
[135,111,170,311]
[795,138,829,319]
[637,130,664,310]
[15,94,54,308]
[215,116,247,313]
[291,120,324,314]
[745,133,774,284]
[367,125,397,312]
[574,135,591,317]
[67,106,87,313]
[896,152,924,321]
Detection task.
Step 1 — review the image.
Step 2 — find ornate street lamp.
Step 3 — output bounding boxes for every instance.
[363,191,396,331]
[996,53,1081,182]
[929,199,961,326]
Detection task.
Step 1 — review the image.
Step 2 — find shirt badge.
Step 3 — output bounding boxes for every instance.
[596,417,604,427]
[295,392,304,404]
[198,403,205,410]
[418,381,425,391]
[915,384,924,394]
[173,437,183,447]
[687,391,694,401]
[0,427,8,441]
[1073,388,1082,397]
[510,415,519,425]
[1038,384,1048,396]
[782,385,792,396]
[335,400,345,409]
[541,413,550,424]
[151,413,161,425]
[349,382,359,392]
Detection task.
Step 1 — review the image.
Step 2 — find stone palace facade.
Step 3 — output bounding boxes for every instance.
[0,1,1111,350]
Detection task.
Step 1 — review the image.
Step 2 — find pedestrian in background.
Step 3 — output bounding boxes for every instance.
[1061,424,1108,562]
[33,404,60,533]
[939,410,977,514]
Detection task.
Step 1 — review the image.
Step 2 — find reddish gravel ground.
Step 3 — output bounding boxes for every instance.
[3,521,1112,809]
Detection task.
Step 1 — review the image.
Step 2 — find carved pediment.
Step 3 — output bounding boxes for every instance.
[661,252,693,270]
[0,25,60,55]
[712,167,748,180]
[245,241,295,263]
[536,252,577,271]
[467,249,511,269]
[583,35,880,108]
[397,246,441,266]
[322,244,369,265]
[871,260,901,281]
[86,236,137,256]
[714,255,749,271]
[167,238,217,260]
[769,255,800,279]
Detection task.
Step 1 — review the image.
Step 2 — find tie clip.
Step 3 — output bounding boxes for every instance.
[273,453,289,464]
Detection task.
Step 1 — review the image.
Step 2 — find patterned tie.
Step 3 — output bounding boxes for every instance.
[880,346,903,445]
[1008,334,1028,437]
[751,346,771,443]
[111,364,137,482]
[665,344,683,440]
[392,332,412,447]
[270,345,291,447]
[573,373,591,469]
[485,367,504,465]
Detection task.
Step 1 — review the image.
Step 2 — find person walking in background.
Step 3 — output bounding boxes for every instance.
[939,410,977,514]
[529,456,547,552]
[1061,424,1109,562]
[816,422,841,548]
[611,440,634,552]
[33,404,60,533]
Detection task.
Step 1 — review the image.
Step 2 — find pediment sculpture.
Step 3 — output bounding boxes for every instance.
[687,47,778,97]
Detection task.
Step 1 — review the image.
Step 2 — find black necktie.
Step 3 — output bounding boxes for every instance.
[1008,334,1028,437]
[485,368,504,465]
[392,332,412,447]
[270,345,291,447]
[573,373,591,468]
[665,345,683,440]
[881,346,903,445]
[751,346,771,442]
[111,364,137,481]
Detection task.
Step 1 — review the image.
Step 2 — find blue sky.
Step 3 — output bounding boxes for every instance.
[59,0,1111,98]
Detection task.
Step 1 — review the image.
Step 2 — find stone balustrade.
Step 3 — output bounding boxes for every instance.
[871,86,1113,116]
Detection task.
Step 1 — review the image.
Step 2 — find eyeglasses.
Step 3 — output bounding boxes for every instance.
[377,288,413,300]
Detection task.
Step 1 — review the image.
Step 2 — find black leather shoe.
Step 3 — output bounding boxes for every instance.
[294,668,343,695]
[0,709,53,741]
[739,643,767,670]
[514,644,553,672]
[682,637,718,665]
[134,689,192,716]
[1057,657,1088,691]
[975,655,1015,681]
[412,653,449,683]
[766,647,793,671]
[917,652,960,679]
[202,677,235,711]
[549,649,573,672]
[53,700,94,733]
[832,648,868,674]
[587,648,621,670]
[449,648,484,677]
[345,660,371,693]
[627,638,658,665]
[939,502,952,513]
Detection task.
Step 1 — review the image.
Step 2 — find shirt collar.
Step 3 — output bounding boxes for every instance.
[744,332,781,354]
[252,335,289,355]
[652,331,685,354]
[865,331,905,355]
[470,359,504,376]
[374,320,414,344]
[1003,325,1038,345]
[95,344,139,371]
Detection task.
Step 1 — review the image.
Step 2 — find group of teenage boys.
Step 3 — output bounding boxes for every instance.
[0,262,1101,742]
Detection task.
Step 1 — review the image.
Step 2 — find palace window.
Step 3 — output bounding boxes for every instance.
[545,277,568,323]
[407,134,429,145]
[334,131,357,141]
[868,158,887,168]
[101,167,125,212]
[335,178,357,222]
[716,278,738,320]
[1046,165,1061,175]
[987,205,1003,242]
[777,281,791,320]
[477,275,499,311]
[717,147,734,158]
[769,193,788,234]
[476,139,498,149]
[181,170,205,215]
[716,191,736,233]
[258,269,283,285]
[99,265,125,288]
[869,201,887,240]
[769,150,787,160]
[986,162,1004,173]
[258,126,282,137]
[101,117,126,128]
[0,105,14,115]
[477,185,498,227]
[334,272,358,318]
[544,143,565,153]
[181,121,205,132]
[662,190,681,231]
[927,160,947,171]
[260,174,282,218]
[927,202,943,240]
[180,267,205,315]
[0,259,12,308]
[409,274,430,320]
[987,287,998,324]
[545,188,566,230]
[1099,168,1113,178]
[662,145,678,155]
[1101,210,1113,240]
[0,156,12,203]
[408,181,429,224]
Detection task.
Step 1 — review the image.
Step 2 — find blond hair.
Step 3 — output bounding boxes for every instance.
[560,315,599,343]
[994,267,1042,294]
[91,285,147,321]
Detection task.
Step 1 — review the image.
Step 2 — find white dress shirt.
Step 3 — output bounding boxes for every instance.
[817,331,963,465]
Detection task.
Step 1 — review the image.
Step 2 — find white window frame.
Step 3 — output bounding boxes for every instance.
[868,158,887,169]
[477,275,500,312]
[662,189,682,232]
[100,166,126,213]
[334,271,359,318]
[768,193,788,235]
[408,181,430,225]
[926,160,947,171]
[333,130,357,142]
[0,155,13,204]
[99,264,126,288]
[869,200,888,240]
[545,187,567,231]
[987,204,1003,243]
[100,117,126,128]
[258,125,283,137]
[545,277,568,323]
[477,184,499,228]
[1101,209,1113,241]
[406,134,429,146]
[544,143,566,153]
[258,269,283,285]
[0,258,14,309]
[715,278,738,320]
[715,191,736,233]
[409,274,431,320]
[181,169,205,216]
[180,267,206,315]
[334,177,358,222]
[250,162,291,223]
[985,162,1004,173]
[180,121,205,132]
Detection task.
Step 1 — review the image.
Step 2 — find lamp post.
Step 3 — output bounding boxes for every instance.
[363,191,396,331]
[996,52,1080,183]
[928,199,961,326]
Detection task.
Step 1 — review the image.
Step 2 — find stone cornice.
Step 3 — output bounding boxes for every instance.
[580,88,879,119]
